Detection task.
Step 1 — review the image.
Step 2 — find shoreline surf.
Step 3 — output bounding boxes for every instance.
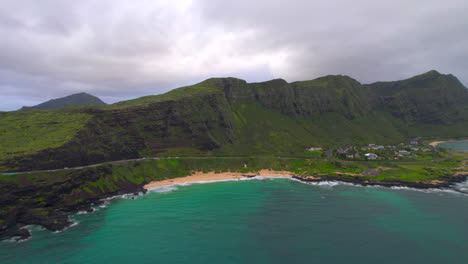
[143,170,294,189]
[429,139,468,147]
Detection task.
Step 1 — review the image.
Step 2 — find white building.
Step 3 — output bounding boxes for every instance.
[365,153,379,160]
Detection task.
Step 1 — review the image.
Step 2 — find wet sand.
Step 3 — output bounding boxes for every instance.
[143,170,294,189]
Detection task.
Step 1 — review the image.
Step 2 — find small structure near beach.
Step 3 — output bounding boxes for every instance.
[307,147,322,151]
[364,153,379,160]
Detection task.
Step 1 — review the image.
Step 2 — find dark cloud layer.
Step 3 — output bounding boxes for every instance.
[0,0,467,110]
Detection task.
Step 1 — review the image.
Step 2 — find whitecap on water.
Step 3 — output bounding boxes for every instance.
[147,176,370,192]
[452,179,468,194]
[147,176,294,192]
[294,178,468,196]
[148,185,179,193]
[52,217,79,234]
[1,236,31,243]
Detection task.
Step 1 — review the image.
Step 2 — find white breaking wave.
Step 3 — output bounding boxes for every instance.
[146,176,468,196]
[0,225,44,243]
[101,192,143,202]
[76,208,97,215]
[148,185,179,193]
[52,216,79,234]
[453,180,468,193]
[295,178,468,196]
[147,176,293,193]
[390,185,466,195]
[1,236,31,243]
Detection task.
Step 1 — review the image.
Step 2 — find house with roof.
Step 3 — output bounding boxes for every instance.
[364,153,379,160]
[307,147,322,151]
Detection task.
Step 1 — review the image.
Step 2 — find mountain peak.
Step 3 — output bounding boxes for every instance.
[423,70,441,75]
[22,92,106,110]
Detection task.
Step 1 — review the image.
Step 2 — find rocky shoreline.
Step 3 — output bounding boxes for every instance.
[0,187,148,242]
[1,171,467,242]
[293,173,468,190]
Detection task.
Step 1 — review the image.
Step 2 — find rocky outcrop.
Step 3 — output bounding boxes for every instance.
[1,162,466,242]
[294,173,468,189]
[0,165,147,241]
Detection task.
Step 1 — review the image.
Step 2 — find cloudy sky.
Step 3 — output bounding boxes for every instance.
[1,0,467,110]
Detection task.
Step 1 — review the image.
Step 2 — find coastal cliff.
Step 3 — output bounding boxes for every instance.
[1,70,467,241]
[1,157,466,241]
[1,71,467,172]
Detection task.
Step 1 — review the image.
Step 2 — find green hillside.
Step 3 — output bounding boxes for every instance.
[367,70,468,124]
[0,71,467,171]
[0,110,92,159]
[108,79,224,109]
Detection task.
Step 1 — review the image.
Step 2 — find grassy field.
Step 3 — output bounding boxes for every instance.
[0,110,92,158]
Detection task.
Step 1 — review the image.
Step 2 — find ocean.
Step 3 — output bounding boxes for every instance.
[1,142,467,264]
[438,140,468,152]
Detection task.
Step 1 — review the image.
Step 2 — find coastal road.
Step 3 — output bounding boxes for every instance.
[0,156,311,175]
[1,151,461,176]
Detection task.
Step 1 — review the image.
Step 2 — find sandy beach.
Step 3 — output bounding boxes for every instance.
[143,170,294,189]
[429,140,448,147]
[429,139,468,147]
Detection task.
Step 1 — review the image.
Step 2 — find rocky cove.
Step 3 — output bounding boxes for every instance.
[1,71,467,242]
[1,159,467,242]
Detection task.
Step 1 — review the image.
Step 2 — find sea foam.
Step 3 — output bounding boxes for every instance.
[146,176,293,193]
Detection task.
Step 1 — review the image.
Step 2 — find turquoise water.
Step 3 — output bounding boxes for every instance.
[438,140,468,152]
[1,179,467,264]
[2,140,468,264]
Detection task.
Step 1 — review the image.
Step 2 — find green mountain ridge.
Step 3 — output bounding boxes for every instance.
[1,70,467,171]
[22,92,106,110]
[367,70,468,124]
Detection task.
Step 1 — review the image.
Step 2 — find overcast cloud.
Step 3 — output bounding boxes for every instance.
[0,0,467,110]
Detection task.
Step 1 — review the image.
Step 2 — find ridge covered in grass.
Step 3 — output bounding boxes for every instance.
[0,110,92,158]
[0,71,466,171]
[107,78,227,109]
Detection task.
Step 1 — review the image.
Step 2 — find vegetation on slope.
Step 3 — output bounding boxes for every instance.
[0,71,467,172]
[1,152,466,239]
[219,102,409,156]
[108,78,225,109]
[0,110,92,159]
[368,70,468,124]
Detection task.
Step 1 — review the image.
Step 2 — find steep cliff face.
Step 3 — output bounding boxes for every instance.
[2,92,234,171]
[368,70,468,124]
[0,164,148,240]
[217,75,372,119]
[1,71,467,171]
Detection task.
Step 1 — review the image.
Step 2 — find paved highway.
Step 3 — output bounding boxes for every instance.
[0,156,309,175]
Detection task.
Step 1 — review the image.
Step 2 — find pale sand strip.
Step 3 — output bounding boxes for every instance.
[429,140,448,147]
[429,139,468,147]
[143,170,294,189]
